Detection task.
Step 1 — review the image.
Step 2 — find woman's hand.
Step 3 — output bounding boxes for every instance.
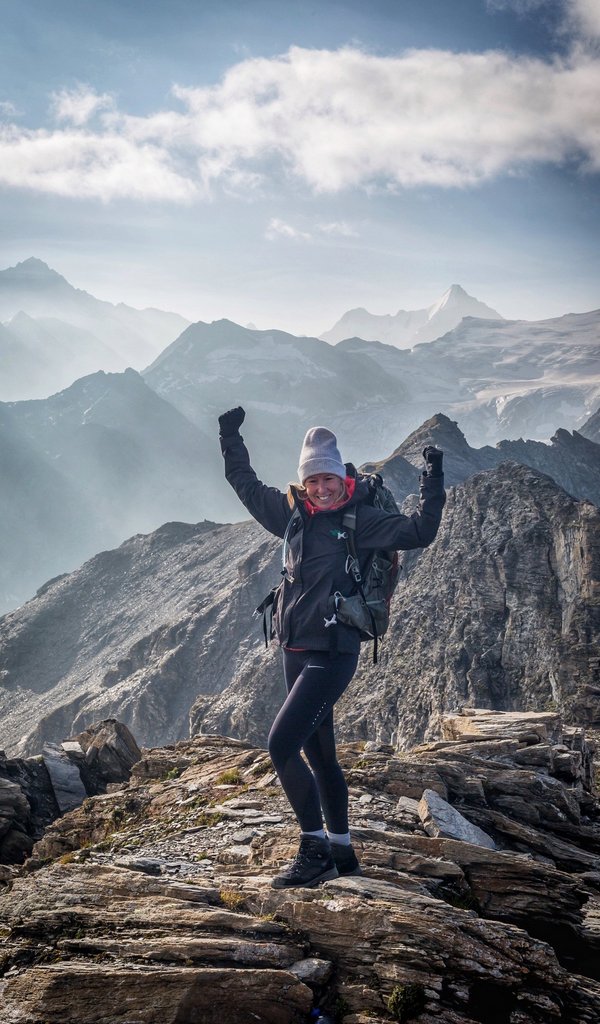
[422,445,444,477]
[218,406,246,436]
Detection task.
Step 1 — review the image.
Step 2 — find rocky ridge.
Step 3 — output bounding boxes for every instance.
[0,459,598,757]
[1,710,599,1023]
[362,413,600,507]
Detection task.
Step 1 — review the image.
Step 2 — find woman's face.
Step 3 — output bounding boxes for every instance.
[303,473,345,509]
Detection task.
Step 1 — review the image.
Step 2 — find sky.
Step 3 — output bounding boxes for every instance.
[0,0,599,336]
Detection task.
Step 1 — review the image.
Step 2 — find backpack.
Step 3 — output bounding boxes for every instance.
[256,473,402,664]
[333,473,402,663]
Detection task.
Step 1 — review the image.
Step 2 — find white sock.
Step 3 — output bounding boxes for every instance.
[327,831,351,846]
[301,829,327,840]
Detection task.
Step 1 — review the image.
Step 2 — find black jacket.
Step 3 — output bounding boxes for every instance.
[221,431,446,654]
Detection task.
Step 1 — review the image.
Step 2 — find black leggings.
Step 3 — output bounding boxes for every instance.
[267,648,359,834]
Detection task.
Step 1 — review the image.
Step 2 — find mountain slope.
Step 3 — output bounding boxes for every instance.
[580,405,600,444]
[336,308,600,447]
[320,284,503,348]
[143,318,405,483]
[1,459,597,758]
[0,369,241,613]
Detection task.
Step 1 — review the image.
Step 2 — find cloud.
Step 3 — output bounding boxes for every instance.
[316,221,359,237]
[265,218,312,241]
[265,218,359,242]
[0,124,197,202]
[52,85,114,126]
[568,0,600,39]
[0,101,20,118]
[0,44,598,202]
[486,0,600,40]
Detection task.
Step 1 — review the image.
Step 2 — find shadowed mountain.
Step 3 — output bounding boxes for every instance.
[0,369,241,613]
[580,405,600,444]
[143,318,405,482]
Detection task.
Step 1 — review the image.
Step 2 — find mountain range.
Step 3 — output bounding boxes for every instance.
[142,310,600,474]
[320,283,503,348]
[0,258,189,399]
[0,412,598,757]
[1,257,599,621]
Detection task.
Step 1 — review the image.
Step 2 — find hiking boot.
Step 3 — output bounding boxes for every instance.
[271,835,339,889]
[330,842,362,877]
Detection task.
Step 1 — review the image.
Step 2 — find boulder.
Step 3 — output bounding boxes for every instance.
[42,743,87,814]
[418,789,496,849]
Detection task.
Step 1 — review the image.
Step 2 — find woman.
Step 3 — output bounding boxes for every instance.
[218,406,446,888]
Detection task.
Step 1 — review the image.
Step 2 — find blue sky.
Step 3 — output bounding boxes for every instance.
[1,0,598,334]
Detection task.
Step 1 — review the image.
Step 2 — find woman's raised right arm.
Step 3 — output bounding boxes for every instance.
[219,407,291,538]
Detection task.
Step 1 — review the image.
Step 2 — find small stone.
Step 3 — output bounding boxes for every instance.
[113,857,165,875]
[231,828,257,844]
[358,794,373,804]
[397,796,420,816]
[61,741,84,755]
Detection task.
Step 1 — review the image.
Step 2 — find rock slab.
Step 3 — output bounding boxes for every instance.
[418,788,496,849]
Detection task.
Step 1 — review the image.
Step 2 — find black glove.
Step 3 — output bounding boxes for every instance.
[218,406,245,436]
[422,445,444,477]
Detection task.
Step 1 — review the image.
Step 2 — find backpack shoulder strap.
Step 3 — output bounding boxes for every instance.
[282,507,302,573]
[341,508,358,559]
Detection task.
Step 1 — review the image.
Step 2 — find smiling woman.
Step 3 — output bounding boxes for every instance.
[217,404,446,889]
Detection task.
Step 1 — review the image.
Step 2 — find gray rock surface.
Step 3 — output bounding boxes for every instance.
[418,788,496,849]
[74,718,143,788]
[41,743,87,813]
[1,711,599,1023]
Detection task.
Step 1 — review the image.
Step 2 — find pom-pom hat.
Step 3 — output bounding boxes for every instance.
[297,426,346,483]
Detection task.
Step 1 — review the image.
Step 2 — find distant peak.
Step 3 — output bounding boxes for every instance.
[14,258,54,273]
[3,258,67,283]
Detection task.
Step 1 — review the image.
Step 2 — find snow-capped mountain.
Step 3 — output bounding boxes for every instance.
[320,284,503,348]
[0,258,189,399]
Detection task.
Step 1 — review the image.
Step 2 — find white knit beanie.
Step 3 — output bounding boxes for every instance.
[297,426,346,483]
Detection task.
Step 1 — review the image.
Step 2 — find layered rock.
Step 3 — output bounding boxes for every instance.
[0,720,140,863]
[1,711,599,1023]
